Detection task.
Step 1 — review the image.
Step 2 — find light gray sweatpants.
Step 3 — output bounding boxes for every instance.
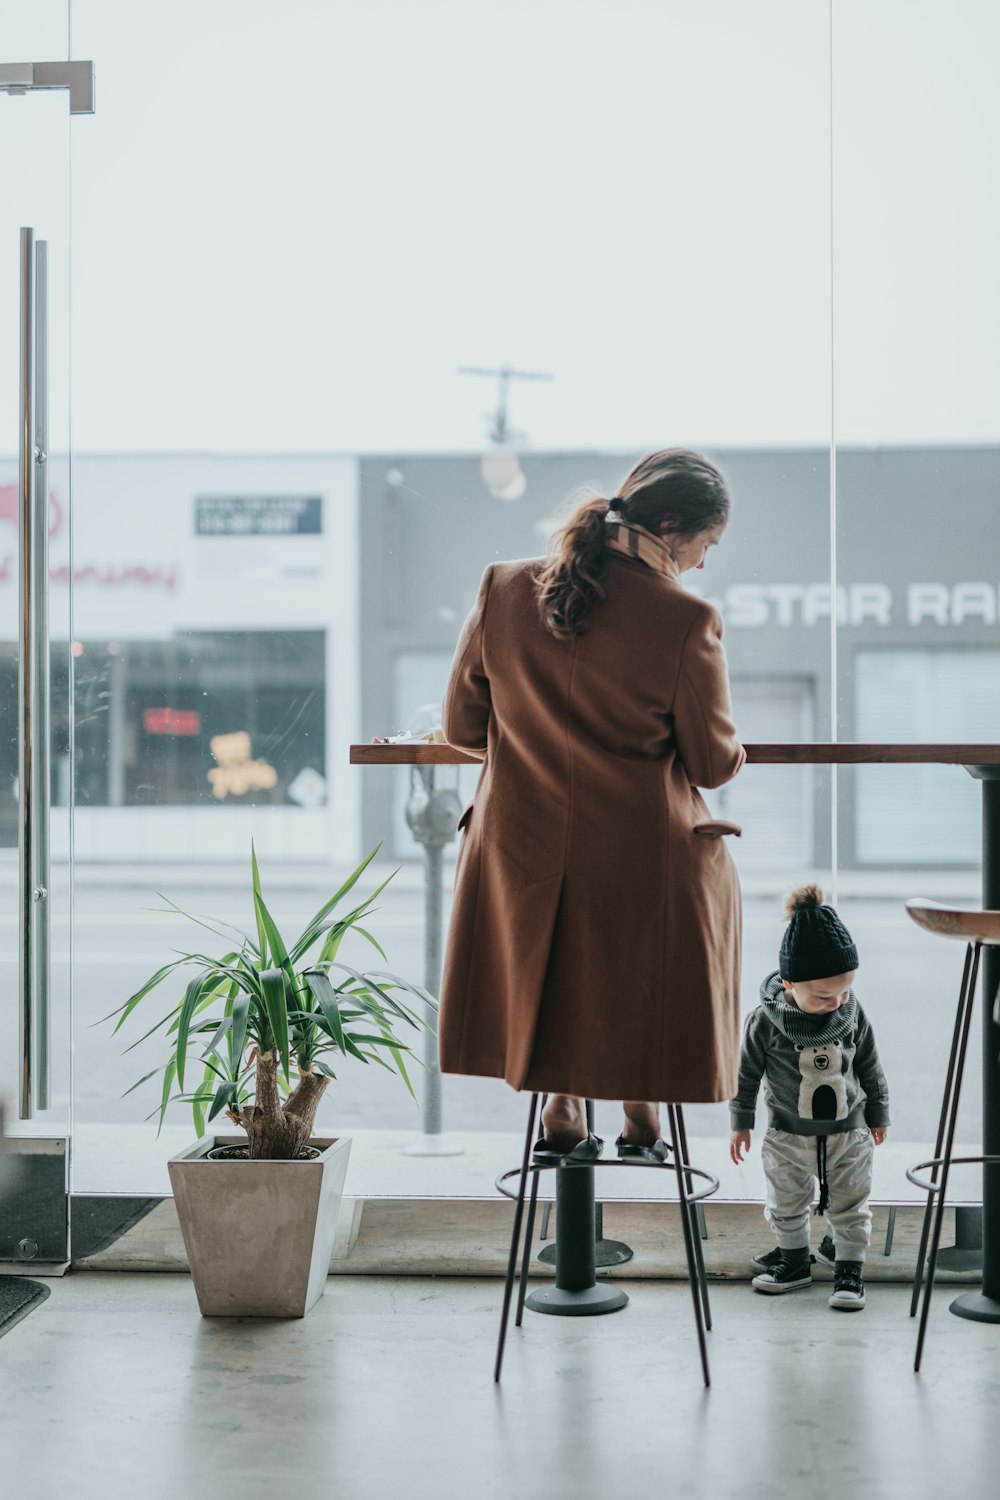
[761,1126,875,1262]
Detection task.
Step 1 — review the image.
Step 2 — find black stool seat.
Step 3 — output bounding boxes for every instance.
[904,898,1000,1369]
[494,1097,719,1386]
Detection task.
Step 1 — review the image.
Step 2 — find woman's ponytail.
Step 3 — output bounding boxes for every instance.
[536,494,612,639]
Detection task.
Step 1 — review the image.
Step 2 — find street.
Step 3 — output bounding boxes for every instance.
[1,859,985,1176]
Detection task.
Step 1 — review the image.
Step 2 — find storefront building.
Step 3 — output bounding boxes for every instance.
[360,445,1000,870]
[0,453,360,862]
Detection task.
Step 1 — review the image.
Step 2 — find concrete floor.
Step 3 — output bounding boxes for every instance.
[2,1272,998,1500]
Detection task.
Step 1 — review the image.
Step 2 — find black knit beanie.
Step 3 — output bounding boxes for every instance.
[779,884,859,982]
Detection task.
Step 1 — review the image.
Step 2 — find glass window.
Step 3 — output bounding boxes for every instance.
[44,1,998,1200]
[73,631,326,809]
[854,649,1000,865]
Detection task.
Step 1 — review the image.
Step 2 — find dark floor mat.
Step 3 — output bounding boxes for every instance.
[0,1277,50,1338]
[70,1196,163,1261]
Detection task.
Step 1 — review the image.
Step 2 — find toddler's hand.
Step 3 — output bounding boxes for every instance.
[871,1127,888,1146]
[729,1129,751,1164]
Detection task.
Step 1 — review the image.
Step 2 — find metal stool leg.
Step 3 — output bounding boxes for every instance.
[911,943,975,1316]
[675,1103,712,1332]
[495,1092,540,1382]
[915,943,981,1372]
[515,1165,542,1327]
[666,1102,711,1387]
[884,1205,897,1257]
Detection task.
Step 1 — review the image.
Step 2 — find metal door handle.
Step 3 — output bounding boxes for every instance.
[18,228,52,1118]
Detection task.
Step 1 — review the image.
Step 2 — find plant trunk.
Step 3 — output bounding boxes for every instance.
[227,1050,330,1159]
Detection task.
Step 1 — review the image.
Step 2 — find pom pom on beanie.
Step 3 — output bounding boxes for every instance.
[779,884,859,982]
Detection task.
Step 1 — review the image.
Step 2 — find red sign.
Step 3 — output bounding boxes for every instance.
[142,708,202,737]
[0,484,63,536]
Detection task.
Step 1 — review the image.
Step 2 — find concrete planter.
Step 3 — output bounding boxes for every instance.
[167,1134,351,1318]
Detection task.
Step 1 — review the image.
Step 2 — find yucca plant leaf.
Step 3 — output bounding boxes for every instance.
[250,842,269,965]
[197,1054,233,1085]
[229,991,252,1073]
[121,1066,162,1099]
[153,895,260,956]
[349,988,422,1032]
[366,968,440,1011]
[386,1042,416,1101]
[313,1035,390,1074]
[305,969,347,1054]
[156,1058,178,1136]
[259,967,290,1078]
[200,1013,233,1058]
[191,1091,210,1139]
[341,1033,372,1064]
[167,975,232,1037]
[193,1056,225,1135]
[253,886,293,990]
[288,844,382,962]
[175,977,212,1092]
[180,954,260,999]
[345,1032,417,1052]
[145,1089,191,1127]
[317,923,347,965]
[121,1005,188,1055]
[208,1081,239,1122]
[352,925,388,961]
[104,957,189,1031]
[304,884,386,963]
[329,963,423,1026]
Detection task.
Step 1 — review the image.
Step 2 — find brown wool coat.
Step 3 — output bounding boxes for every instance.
[438,554,747,1104]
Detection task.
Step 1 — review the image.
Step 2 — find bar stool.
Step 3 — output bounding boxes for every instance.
[904,898,1000,1371]
[494,1095,719,1386]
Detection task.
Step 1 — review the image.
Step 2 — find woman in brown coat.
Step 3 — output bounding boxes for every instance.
[438,449,746,1158]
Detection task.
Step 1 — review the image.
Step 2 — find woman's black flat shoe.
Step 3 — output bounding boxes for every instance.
[532,1133,604,1165]
[615,1135,671,1163]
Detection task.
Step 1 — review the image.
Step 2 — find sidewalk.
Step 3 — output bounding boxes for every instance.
[0,849,985,899]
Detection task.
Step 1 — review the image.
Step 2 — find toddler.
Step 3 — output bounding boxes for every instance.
[729,885,890,1310]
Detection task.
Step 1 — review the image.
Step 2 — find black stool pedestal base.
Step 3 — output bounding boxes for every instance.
[525,1283,629,1317]
[537,1239,634,1267]
[949,1290,1000,1323]
[937,1206,983,1271]
[537,1201,634,1268]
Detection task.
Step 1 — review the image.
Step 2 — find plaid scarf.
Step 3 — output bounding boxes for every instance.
[759,970,858,1045]
[605,517,680,581]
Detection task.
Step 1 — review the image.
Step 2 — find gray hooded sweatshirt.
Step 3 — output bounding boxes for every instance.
[729,971,891,1137]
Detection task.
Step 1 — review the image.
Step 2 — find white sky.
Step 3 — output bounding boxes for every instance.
[2,0,999,454]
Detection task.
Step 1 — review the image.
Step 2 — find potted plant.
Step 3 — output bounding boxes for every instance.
[109,844,433,1317]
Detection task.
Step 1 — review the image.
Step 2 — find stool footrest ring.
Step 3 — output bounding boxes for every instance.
[495,1159,720,1205]
[905,1155,1000,1196]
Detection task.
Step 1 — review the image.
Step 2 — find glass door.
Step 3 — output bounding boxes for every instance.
[0,5,90,1264]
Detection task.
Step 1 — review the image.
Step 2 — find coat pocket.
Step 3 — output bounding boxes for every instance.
[693,819,743,838]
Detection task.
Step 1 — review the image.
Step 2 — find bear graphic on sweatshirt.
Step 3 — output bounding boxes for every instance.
[795,1042,849,1121]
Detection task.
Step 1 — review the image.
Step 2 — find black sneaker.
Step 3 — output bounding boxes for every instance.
[751,1245,817,1272]
[752,1254,813,1294]
[815,1235,836,1268]
[829,1260,865,1310]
